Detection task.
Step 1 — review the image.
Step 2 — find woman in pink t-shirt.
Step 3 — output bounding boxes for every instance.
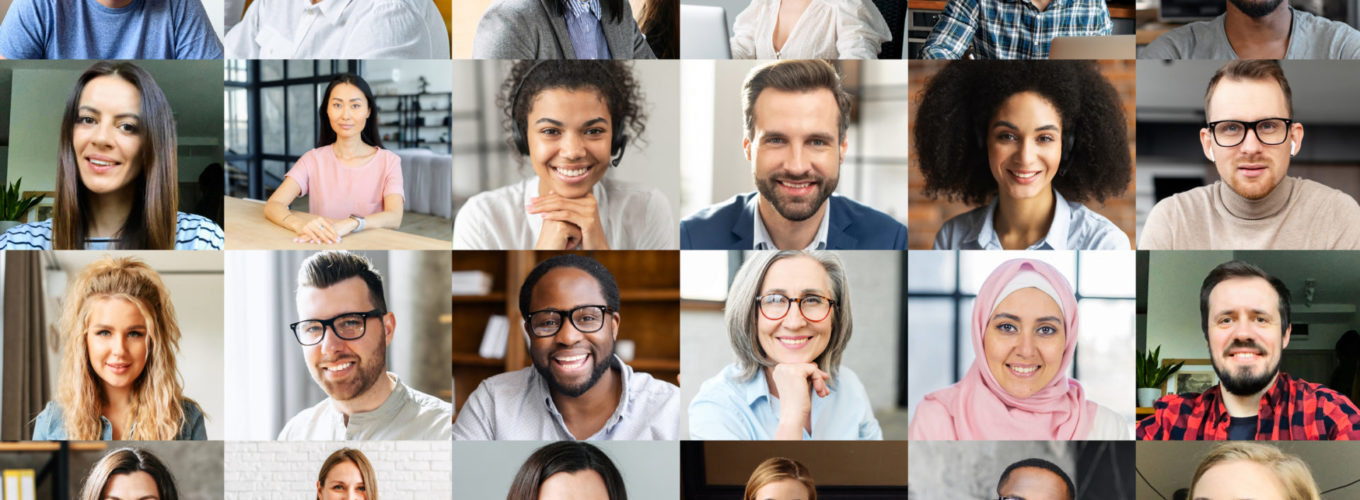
[263,73,405,244]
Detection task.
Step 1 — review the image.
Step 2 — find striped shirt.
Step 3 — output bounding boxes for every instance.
[562,0,611,59]
[920,0,1112,59]
[1137,372,1360,440]
[0,212,223,250]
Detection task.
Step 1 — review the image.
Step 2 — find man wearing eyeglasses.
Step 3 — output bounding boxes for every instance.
[1140,60,1360,250]
[996,458,1074,500]
[279,251,453,440]
[452,254,678,440]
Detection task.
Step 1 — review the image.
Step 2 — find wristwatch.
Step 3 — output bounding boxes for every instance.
[350,215,366,232]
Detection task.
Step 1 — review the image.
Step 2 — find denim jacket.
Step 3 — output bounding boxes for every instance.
[32,400,206,440]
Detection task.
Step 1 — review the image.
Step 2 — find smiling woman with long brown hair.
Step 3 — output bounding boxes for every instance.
[0,61,222,250]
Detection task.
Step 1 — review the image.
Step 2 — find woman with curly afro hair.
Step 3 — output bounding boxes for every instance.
[453,61,676,250]
[914,61,1132,250]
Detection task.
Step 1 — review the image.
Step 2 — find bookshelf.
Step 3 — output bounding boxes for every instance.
[451,251,681,413]
[0,442,107,500]
[374,92,453,153]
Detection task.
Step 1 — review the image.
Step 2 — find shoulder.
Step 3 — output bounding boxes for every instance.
[623,364,680,404]
[479,365,539,391]
[175,212,224,250]
[1067,203,1131,250]
[691,364,750,405]
[407,385,455,413]
[0,220,53,250]
[1148,185,1213,219]
[830,194,907,237]
[934,206,988,249]
[1088,403,1130,439]
[907,398,957,440]
[32,401,65,439]
[481,0,545,21]
[1295,177,1360,212]
[683,192,754,225]
[279,399,329,438]
[460,181,527,219]
[1141,17,1219,58]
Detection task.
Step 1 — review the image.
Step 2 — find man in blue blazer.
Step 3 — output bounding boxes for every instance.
[680,60,907,250]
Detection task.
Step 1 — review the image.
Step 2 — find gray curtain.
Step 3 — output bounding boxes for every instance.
[1,251,49,440]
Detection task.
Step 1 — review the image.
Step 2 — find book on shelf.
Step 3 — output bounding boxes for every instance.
[451,271,493,295]
[478,315,509,359]
[4,469,35,500]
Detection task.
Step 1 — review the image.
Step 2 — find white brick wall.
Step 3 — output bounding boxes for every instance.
[225,441,452,500]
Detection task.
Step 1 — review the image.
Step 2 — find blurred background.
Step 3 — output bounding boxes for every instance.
[680,250,906,439]
[226,440,452,497]
[910,441,1133,500]
[450,60,681,229]
[0,441,222,500]
[907,250,1137,430]
[1135,60,1360,244]
[223,59,453,241]
[453,441,677,498]
[0,250,224,440]
[451,0,675,58]
[0,60,223,227]
[684,441,907,499]
[907,60,1138,250]
[677,60,907,227]
[223,250,451,440]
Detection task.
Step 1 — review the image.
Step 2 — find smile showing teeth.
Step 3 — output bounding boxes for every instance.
[1008,364,1038,374]
[1011,171,1039,179]
[555,167,589,177]
[89,159,117,167]
[778,337,810,345]
[325,362,354,372]
[779,181,811,188]
[1231,352,1260,361]
[554,353,590,369]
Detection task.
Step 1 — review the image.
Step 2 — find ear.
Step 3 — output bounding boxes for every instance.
[1289,122,1305,156]
[1282,323,1292,350]
[1199,127,1217,163]
[381,312,396,345]
[610,311,621,341]
[839,136,849,159]
[743,137,753,162]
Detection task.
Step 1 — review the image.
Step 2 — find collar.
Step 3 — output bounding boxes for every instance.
[303,0,354,23]
[750,194,831,250]
[973,189,1072,250]
[562,0,604,21]
[334,372,407,423]
[522,177,611,246]
[1218,177,1295,221]
[535,355,634,437]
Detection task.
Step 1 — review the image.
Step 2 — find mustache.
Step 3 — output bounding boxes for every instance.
[1222,339,1266,357]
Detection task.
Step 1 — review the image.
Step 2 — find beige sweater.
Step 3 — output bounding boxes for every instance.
[1140,177,1360,249]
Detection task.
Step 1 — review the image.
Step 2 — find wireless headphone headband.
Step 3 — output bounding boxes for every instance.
[510,61,629,166]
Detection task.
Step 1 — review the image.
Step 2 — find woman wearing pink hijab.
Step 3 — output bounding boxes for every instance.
[908,258,1127,440]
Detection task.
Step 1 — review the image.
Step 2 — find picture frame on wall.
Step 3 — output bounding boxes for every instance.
[1164,359,1216,395]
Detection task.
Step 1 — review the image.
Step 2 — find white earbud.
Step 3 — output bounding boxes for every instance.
[1209,150,1215,162]
[1291,140,1297,156]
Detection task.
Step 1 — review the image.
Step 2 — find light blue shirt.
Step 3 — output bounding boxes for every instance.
[0,213,224,250]
[562,0,611,59]
[689,364,882,440]
[932,189,1130,250]
[32,400,206,440]
[0,0,223,59]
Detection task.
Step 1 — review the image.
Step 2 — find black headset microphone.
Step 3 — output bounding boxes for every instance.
[509,61,629,167]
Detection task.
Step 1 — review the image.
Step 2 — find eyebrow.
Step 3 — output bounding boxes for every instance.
[1036,316,1062,324]
[90,323,146,330]
[330,97,365,102]
[102,496,158,500]
[992,120,1059,132]
[535,117,564,126]
[78,106,140,121]
[1213,308,1274,317]
[761,288,829,296]
[992,312,1021,322]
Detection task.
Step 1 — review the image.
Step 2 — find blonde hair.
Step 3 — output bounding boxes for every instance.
[317,448,378,500]
[744,457,816,500]
[725,251,853,380]
[56,256,190,440]
[1190,443,1319,500]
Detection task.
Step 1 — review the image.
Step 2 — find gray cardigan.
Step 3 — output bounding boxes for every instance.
[472,0,656,59]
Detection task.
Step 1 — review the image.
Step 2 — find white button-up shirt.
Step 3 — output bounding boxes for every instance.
[225,0,451,59]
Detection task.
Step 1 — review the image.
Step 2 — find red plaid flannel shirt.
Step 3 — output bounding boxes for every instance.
[1137,372,1360,440]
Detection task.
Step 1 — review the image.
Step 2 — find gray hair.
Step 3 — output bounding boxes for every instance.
[724,250,853,381]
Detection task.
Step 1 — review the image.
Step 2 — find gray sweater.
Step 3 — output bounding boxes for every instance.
[472,0,656,59]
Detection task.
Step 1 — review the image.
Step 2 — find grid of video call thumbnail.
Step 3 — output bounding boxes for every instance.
[4,0,1359,499]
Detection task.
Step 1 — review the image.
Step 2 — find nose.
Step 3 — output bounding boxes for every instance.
[1238,127,1265,153]
[784,144,813,176]
[111,333,128,355]
[559,131,586,159]
[780,302,809,329]
[1015,331,1039,357]
[89,120,114,149]
[554,318,586,345]
[1019,139,1040,166]
[319,324,348,355]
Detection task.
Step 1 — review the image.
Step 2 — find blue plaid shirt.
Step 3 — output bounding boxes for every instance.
[562,0,612,59]
[921,0,1112,59]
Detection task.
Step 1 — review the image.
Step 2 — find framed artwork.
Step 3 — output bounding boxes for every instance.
[21,191,55,223]
[1164,359,1216,395]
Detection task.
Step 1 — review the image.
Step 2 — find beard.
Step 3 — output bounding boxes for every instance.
[1211,339,1281,396]
[1229,0,1285,18]
[314,339,387,401]
[534,344,615,398]
[755,171,839,222]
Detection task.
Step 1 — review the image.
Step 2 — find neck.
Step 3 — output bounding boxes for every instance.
[333,136,372,158]
[993,189,1056,249]
[1220,374,1277,418]
[330,372,396,423]
[550,364,622,438]
[96,0,135,8]
[1224,4,1293,57]
[87,188,135,238]
[757,196,825,250]
[103,385,133,410]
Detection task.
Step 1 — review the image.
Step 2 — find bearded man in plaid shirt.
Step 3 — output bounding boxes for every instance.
[1138,260,1360,440]
[919,0,1112,59]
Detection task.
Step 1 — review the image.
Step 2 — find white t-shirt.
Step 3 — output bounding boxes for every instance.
[224,0,451,59]
[730,0,892,59]
[453,177,677,250]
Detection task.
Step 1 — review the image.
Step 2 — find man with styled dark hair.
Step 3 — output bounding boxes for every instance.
[452,254,678,440]
[997,458,1075,500]
[281,251,452,440]
[1141,60,1360,249]
[1140,0,1360,59]
[1138,259,1360,440]
[681,60,907,250]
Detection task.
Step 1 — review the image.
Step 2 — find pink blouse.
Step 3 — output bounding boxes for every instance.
[285,145,404,220]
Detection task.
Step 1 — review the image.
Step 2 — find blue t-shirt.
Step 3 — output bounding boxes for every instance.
[0,0,223,59]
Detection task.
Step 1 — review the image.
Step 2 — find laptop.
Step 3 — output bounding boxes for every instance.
[1049,35,1136,59]
[681,4,733,59]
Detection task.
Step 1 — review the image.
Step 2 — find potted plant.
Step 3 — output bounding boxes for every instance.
[0,178,43,233]
[1137,345,1184,407]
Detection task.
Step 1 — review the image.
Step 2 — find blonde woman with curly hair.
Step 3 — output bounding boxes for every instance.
[32,256,205,440]
[1190,442,1320,500]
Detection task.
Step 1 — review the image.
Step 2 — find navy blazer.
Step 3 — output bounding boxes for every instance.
[679,192,907,250]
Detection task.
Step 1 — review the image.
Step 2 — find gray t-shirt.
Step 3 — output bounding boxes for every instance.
[1140,7,1360,59]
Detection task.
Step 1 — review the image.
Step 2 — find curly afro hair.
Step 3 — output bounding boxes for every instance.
[497,60,647,159]
[913,61,1131,206]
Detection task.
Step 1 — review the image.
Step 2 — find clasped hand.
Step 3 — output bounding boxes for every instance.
[293,216,358,245]
[528,191,609,250]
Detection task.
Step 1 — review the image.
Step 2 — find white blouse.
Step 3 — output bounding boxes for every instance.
[730,0,892,59]
[452,177,677,250]
[224,0,451,59]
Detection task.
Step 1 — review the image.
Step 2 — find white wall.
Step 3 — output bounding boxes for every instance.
[366,60,454,96]
[225,441,453,498]
[450,441,678,499]
[1145,250,1240,360]
[7,68,71,189]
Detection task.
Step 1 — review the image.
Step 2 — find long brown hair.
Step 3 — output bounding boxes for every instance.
[55,61,178,249]
[317,448,379,500]
[506,442,627,500]
[78,448,179,500]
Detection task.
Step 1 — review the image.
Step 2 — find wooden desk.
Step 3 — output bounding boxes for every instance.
[224,197,450,250]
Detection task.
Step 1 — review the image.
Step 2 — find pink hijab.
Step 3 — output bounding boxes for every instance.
[911,258,1096,440]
